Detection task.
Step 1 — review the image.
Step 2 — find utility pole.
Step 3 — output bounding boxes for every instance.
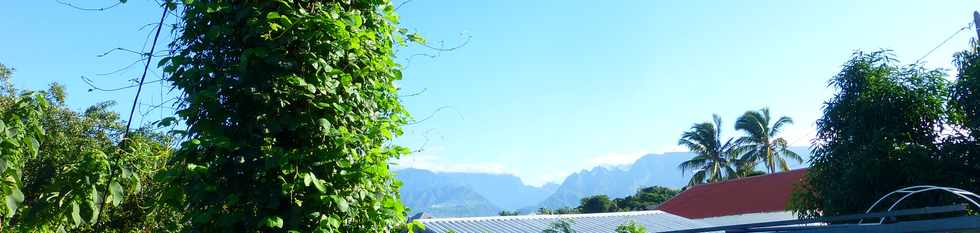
[974,11,980,39]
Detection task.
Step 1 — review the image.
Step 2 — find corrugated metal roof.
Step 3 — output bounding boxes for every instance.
[657,169,807,219]
[417,210,712,233]
[696,211,797,226]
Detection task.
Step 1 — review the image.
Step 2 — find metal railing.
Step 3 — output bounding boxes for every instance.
[662,185,980,233]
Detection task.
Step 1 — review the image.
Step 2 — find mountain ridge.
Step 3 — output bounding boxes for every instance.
[531,147,811,210]
[398,147,811,217]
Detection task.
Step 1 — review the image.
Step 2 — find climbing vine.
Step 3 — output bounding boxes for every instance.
[162,0,416,232]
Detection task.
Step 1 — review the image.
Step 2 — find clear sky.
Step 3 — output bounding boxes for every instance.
[2,0,978,186]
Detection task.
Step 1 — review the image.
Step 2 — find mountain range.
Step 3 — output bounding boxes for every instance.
[396,168,557,217]
[532,151,696,210]
[397,147,810,217]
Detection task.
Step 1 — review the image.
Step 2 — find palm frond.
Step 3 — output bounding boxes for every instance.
[678,139,707,154]
[722,164,739,180]
[771,116,794,136]
[733,136,759,147]
[777,156,791,172]
[712,114,723,137]
[735,110,768,138]
[688,170,707,186]
[678,156,709,174]
[781,148,804,163]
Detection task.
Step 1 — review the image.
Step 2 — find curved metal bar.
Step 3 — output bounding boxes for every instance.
[859,185,980,224]
[863,186,936,217]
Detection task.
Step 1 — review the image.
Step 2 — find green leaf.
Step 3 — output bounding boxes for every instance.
[109,181,124,206]
[325,216,340,228]
[319,118,332,131]
[330,195,349,212]
[267,12,281,20]
[71,202,82,226]
[89,187,101,223]
[182,0,194,5]
[5,188,23,217]
[288,76,308,88]
[408,33,426,44]
[157,57,171,67]
[28,137,39,154]
[121,167,133,179]
[269,23,284,32]
[303,172,314,187]
[263,216,284,228]
[345,14,363,27]
[313,179,326,193]
[119,0,127,3]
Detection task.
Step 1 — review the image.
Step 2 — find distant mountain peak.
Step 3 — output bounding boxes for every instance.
[398,148,812,216]
[396,168,555,217]
[534,150,811,209]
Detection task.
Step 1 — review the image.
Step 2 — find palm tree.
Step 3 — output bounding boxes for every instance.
[734,108,802,174]
[678,114,739,186]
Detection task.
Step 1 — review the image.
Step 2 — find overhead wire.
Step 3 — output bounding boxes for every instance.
[916,21,974,63]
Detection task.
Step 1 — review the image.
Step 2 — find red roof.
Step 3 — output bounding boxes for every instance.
[656,169,807,219]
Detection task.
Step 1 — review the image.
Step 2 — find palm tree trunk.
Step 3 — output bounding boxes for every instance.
[767,144,774,174]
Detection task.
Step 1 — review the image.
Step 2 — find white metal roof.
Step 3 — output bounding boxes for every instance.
[695,211,797,226]
[418,210,713,233]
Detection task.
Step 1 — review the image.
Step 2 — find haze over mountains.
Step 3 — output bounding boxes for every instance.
[397,168,557,216]
[397,147,810,217]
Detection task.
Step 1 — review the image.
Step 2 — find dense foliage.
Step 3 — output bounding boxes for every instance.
[161,0,417,232]
[789,50,968,218]
[497,210,520,216]
[945,42,980,191]
[536,207,577,215]
[614,221,647,233]
[0,68,175,232]
[541,219,575,233]
[611,186,678,211]
[539,186,679,215]
[0,72,47,231]
[577,195,615,214]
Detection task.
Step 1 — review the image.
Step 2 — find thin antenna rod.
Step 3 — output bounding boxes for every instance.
[973,11,980,39]
[124,5,169,137]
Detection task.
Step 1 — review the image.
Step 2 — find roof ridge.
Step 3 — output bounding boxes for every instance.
[687,168,807,189]
[418,210,667,222]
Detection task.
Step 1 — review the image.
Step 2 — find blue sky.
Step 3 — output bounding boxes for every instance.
[2,0,977,186]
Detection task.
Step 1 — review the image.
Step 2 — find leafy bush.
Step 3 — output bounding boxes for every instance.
[615,221,647,233]
[0,71,176,232]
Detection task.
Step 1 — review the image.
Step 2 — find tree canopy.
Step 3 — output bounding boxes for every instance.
[0,67,176,232]
[613,186,678,211]
[789,50,970,218]
[552,186,678,214]
[577,195,615,214]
